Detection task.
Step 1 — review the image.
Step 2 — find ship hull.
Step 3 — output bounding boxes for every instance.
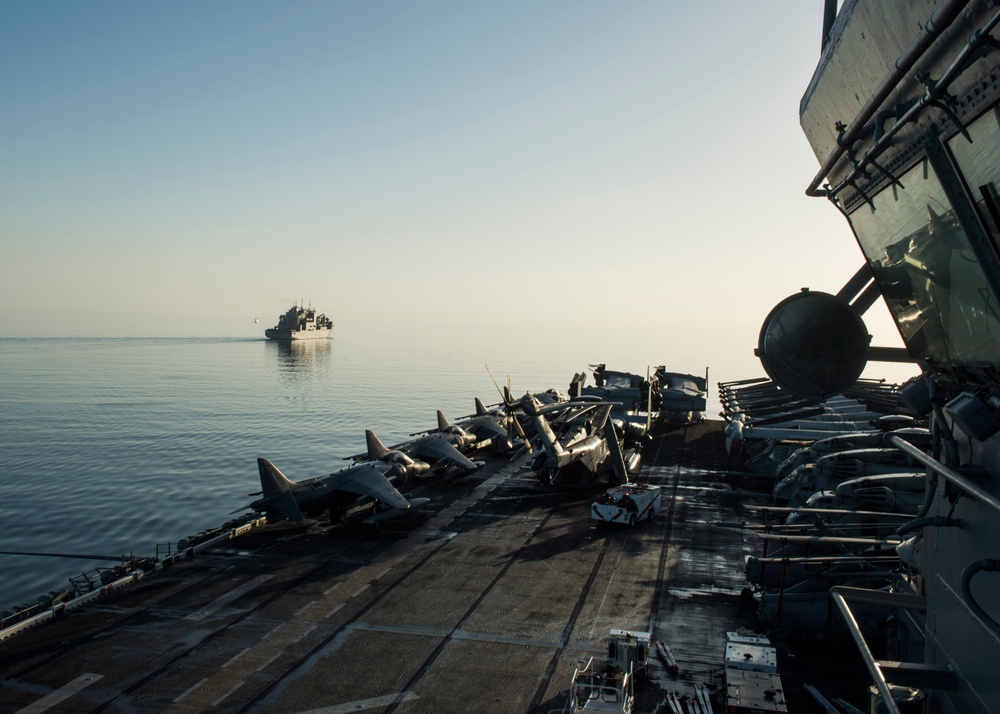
[264,328,333,341]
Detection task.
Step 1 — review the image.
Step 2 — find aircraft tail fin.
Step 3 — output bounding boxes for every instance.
[258,457,297,498]
[256,458,305,522]
[437,411,450,430]
[366,429,389,459]
[475,397,489,417]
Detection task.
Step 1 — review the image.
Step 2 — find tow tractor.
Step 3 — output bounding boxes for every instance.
[591,483,661,526]
[564,629,650,713]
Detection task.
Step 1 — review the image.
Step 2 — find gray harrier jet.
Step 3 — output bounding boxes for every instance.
[249,458,427,524]
[361,415,484,476]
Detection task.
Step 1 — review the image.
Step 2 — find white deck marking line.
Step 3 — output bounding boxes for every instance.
[221,646,252,669]
[294,599,316,616]
[261,625,283,640]
[345,621,449,638]
[256,652,282,672]
[325,603,344,618]
[293,624,317,642]
[173,677,209,703]
[183,574,273,621]
[421,457,524,531]
[290,691,419,714]
[212,680,245,707]
[323,582,341,595]
[14,673,104,714]
[374,566,392,579]
[350,583,369,598]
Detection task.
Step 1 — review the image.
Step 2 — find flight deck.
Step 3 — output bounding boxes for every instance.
[0,422,860,713]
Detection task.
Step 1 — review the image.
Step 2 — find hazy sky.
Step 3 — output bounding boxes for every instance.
[0,2,914,381]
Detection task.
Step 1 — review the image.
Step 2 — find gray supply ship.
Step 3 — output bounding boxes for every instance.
[264,303,333,341]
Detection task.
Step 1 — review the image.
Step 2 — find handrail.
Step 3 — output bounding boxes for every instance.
[830,587,927,714]
[886,434,1000,516]
[822,6,1000,201]
[805,0,970,197]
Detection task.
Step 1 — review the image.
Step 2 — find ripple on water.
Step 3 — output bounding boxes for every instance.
[0,338,590,607]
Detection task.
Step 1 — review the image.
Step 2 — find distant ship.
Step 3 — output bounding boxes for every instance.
[264,303,333,341]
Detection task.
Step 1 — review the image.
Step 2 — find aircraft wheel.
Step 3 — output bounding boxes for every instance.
[629,513,637,527]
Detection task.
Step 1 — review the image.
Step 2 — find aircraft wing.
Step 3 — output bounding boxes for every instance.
[411,435,480,470]
[464,418,508,442]
[335,464,410,510]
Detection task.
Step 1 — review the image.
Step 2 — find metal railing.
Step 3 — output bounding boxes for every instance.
[886,434,1000,516]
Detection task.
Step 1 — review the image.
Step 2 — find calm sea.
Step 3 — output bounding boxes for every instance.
[2,336,748,609]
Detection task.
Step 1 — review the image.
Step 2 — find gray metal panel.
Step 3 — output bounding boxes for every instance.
[800,0,997,195]
[924,480,1000,713]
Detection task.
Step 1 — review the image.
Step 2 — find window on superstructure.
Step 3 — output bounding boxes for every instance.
[947,104,1000,257]
[848,161,1000,364]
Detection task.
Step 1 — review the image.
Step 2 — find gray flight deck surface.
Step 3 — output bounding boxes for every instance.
[0,422,857,713]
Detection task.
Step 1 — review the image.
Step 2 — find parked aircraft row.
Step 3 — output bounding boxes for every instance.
[240,366,690,527]
[569,364,708,425]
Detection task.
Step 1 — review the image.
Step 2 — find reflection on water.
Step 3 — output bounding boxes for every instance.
[266,338,334,379]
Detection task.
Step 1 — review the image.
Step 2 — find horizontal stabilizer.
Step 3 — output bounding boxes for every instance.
[263,490,305,523]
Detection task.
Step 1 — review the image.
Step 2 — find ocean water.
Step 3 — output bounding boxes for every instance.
[0,335,918,610]
[2,336,736,609]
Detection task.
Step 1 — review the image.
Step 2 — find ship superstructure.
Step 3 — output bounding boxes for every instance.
[265,303,333,340]
[784,2,1000,711]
